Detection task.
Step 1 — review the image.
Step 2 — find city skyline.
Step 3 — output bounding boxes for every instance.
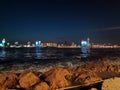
[1,0,120,44]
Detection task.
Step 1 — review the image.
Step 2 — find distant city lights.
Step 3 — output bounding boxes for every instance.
[35,41,41,47]
[81,41,88,47]
[0,38,119,48]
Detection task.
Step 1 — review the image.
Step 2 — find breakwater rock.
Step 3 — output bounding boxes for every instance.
[0,58,120,90]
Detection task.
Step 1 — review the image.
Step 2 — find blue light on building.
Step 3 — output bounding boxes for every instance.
[0,43,3,47]
[35,41,41,47]
[81,41,88,47]
[80,38,90,58]
[0,38,6,47]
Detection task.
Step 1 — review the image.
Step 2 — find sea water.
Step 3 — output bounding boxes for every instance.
[0,47,120,73]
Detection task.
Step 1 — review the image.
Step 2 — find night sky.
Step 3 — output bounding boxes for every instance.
[0,0,120,44]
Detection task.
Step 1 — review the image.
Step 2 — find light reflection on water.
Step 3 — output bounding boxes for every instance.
[0,49,6,59]
[0,48,81,60]
[0,48,120,60]
[0,48,120,73]
[35,47,41,59]
[81,47,90,58]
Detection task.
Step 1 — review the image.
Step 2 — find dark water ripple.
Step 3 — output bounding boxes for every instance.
[0,48,120,73]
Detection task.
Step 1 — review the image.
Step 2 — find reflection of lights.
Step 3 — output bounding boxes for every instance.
[81,47,89,58]
[35,48,41,59]
[81,41,87,47]
[0,49,6,59]
[81,39,90,58]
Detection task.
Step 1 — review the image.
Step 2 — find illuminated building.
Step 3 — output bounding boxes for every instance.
[87,38,90,46]
[15,42,18,45]
[81,38,90,58]
[27,41,31,47]
[35,41,41,47]
[81,38,90,47]
[14,42,18,47]
[81,40,88,47]
[41,42,57,47]
[7,43,10,47]
[0,38,6,47]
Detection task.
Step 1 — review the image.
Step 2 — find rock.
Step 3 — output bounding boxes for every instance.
[44,67,72,89]
[0,86,6,90]
[102,77,120,90]
[0,74,7,86]
[75,59,111,74]
[16,84,21,88]
[89,88,97,90]
[74,70,102,85]
[34,82,49,90]
[18,70,30,79]
[107,64,120,72]
[19,71,40,89]
[0,73,18,89]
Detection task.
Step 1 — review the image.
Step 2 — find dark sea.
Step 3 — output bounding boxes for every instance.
[0,47,120,73]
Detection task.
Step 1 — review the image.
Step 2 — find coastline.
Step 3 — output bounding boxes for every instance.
[0,57,120,89]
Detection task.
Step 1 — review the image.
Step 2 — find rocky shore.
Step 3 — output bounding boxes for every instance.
[1,57,120,90]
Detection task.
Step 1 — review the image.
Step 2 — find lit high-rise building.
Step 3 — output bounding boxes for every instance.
[81,38,90,58]
[81,40,88,47]
[0,38,6,47]
[87,38,90,46]
[35,41,41,47]
[27,41,31,47]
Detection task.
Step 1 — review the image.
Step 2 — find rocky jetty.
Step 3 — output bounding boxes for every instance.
[0,58,120,90]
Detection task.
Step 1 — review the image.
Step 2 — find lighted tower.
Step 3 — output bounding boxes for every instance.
[87,38,90,47]
[81,38,90,58]
[35,41,41,47]
[2,38,6,47]
[2,38,5,45]
[81,40,87,47]
[0,38,6,47]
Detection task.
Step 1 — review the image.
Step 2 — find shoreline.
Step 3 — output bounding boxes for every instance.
[1,57,120,89]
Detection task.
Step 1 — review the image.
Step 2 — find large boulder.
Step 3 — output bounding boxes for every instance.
[74,70,102,85]
[34,82,49,90]
[0,73,18,89]
[102,77,120,90]
[19,71,40,89]
[44,67,72,89]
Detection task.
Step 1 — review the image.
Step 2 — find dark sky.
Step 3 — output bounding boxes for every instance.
[0,0,120,44]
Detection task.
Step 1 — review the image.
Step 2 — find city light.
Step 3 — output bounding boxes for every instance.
[0,38,6,47]
[35,41,41,47]
[0,38,119,48]
[81,41,88,47]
